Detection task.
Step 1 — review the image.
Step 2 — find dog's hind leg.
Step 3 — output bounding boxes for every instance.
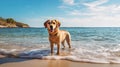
[66,34,71,48]
[62,40,65,49]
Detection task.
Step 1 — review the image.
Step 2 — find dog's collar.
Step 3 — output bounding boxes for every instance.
[49,32,58,36]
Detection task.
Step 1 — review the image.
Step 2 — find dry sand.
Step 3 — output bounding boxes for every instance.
[0,55,120,67]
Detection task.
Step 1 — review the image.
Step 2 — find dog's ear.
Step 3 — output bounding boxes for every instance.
[44,20,50,28]
[55,20,61,27]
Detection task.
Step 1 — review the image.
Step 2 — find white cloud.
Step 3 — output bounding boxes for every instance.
[68,10,97,16]
[62,0,75,5]
[60,0,120,17]
[58,15,120,27]
[21,15,120,27]
[58,0,120,27]
[22,0,120,27]
[83,0,108,7]
[84,4,120,17]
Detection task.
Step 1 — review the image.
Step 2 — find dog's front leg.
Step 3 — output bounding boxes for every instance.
[56,43,60,55]
[50,43,54,55]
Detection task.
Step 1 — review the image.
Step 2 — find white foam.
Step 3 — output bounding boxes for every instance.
[0,49,17,54]
[1,46,120,64]
[42,47,120,63]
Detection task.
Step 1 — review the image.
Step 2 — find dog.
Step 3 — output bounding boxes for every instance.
[44,19,71,55]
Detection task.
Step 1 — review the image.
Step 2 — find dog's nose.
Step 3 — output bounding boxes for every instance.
[50,26,53,29]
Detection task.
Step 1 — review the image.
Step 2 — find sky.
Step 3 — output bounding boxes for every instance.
[0,0,120,27]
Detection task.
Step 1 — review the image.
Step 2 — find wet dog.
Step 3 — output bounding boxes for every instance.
[44,20,71,55]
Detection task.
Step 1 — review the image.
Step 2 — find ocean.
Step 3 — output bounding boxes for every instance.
[1,27,120,63]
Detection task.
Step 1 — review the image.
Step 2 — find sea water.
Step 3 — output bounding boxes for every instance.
[1,27,120,63]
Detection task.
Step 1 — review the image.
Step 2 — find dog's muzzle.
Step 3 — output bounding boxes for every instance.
[50,26,53,32]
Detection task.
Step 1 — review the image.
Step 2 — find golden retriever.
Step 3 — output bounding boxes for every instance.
[44,19,71,55]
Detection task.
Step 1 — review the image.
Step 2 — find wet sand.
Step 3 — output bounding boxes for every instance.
[0,55,120,67]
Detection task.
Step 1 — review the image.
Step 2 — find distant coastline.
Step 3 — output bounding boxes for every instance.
[0,17,29,28]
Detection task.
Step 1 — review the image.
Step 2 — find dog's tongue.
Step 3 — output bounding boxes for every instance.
[50,29,54,32]
[50,30,53,32]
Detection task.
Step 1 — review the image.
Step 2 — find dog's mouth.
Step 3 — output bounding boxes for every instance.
[50,26,54,32]
[50,29,54,32]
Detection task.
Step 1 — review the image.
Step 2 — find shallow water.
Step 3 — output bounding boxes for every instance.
[1,27,120,63]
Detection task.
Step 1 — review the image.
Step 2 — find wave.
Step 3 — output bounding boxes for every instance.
[1,46,120,64]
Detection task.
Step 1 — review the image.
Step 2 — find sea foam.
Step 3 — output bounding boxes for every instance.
[1,46,120,64]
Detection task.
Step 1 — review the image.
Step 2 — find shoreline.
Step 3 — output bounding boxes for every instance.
[0,55,120,67]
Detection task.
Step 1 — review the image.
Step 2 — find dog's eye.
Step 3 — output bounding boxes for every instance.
[53,22,55,24]
[48,22,50,24]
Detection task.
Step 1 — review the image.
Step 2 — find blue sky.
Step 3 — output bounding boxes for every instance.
[0,0,120,27]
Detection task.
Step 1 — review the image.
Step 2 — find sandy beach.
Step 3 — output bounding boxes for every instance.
[0,55,120,67]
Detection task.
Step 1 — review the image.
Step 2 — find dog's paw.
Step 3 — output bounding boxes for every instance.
[62,48,65,50]
[56,52,60,55]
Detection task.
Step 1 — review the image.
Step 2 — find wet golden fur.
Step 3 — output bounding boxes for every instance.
[44,20,71,55]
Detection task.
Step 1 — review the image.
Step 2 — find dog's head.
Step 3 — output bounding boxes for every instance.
[44,19,61,32]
